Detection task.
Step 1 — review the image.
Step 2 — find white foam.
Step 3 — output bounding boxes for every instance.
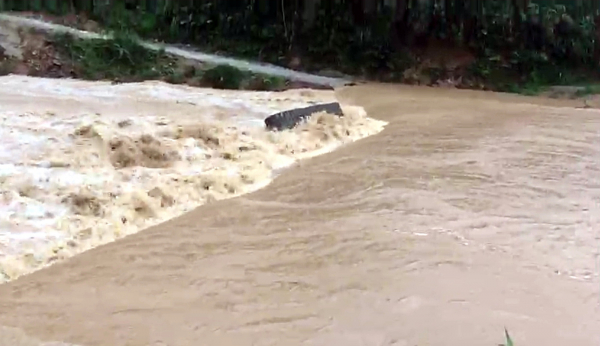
[0,75,386,282]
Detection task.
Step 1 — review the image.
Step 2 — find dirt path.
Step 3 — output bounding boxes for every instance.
[0,13,350,88]
[0,84,599,346]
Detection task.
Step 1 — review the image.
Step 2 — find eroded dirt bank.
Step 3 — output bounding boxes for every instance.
[0,84,599,346]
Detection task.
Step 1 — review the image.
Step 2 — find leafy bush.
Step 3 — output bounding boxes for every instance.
[200,64,248,89]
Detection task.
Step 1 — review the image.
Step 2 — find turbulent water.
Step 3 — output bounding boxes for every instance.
[0,75,385,282]
[0,83,598,346]
[3,13,598,346]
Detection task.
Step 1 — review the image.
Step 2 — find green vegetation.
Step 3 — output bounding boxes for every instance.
[200,64,247,90]
[52,31,175,81]
[51,31,287,90]
[574,83,600,97]
[502,328,515,346]
[3,0,600,95]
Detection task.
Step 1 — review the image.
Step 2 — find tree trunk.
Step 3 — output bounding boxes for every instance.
[351,0,366,26]
[391,0,409,47]
[302,0,318,28]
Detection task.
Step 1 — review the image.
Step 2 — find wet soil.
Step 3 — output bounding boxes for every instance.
[0,84,598,346]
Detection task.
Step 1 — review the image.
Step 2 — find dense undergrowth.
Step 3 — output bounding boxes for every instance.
[3,0,600,95]
[52,32,174,81]
[51,32,287,90]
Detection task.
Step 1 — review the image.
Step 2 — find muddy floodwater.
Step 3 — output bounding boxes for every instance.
[0,76,384,282]
[0,83,599,346]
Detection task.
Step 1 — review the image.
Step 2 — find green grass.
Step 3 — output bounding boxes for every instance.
[51,31,288,91]
[574,84,600,97]
[196,64,287,90]
[199,64,247,89]
[52,31,176,81]
[502,328,515,346]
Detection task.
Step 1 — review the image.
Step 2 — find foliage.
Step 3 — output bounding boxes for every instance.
[246,74,287,91]
[502,328,515,346]
[200,64,247,90]
[51,29,287,91]
[52,31,175,81]
[3,0,600,93]
[199,65,287,90]
[575,83,600,97]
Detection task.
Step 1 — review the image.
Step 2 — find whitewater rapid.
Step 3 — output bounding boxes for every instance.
[0,75,386,282]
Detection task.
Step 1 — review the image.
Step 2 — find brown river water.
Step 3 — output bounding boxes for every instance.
[0,83,599,346]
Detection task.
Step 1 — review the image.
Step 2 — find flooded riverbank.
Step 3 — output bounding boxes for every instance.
[0,84,598,346]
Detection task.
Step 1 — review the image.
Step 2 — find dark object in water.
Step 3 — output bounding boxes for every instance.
[264,102,344,131]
